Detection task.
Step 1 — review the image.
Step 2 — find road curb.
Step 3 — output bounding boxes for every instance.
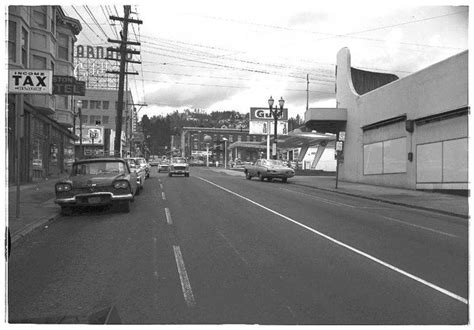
[292,182,469,220]
[10,212,61,245]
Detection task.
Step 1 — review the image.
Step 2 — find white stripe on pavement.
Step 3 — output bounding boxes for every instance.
[162,192,166,200]
[197,176,468,305]
[173,245,196,308]
[165,208,173,225]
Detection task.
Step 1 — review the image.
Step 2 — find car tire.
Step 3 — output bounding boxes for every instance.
[135,185,140,195]
[245,171,252,180]
[60,206,73,216]
[258,173,264,181]
[185,173,189,177]
[282,178,288,183]
[168,173,172,177]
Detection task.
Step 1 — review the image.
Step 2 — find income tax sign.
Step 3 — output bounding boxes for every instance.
[8,69,52,94]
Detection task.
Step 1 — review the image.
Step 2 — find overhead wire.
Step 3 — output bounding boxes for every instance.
[83,5,110,41]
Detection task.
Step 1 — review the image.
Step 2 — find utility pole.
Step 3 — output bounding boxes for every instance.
[306,74,309,112]
[107,6,142,157]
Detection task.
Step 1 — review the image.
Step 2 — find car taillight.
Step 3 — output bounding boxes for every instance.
[56,183,72,192]
[114,180,129,189]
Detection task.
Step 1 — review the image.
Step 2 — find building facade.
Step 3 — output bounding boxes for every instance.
[7,6,82,182]
[74,89,135,157]
[181,127,268,164]
[305,48,468,191]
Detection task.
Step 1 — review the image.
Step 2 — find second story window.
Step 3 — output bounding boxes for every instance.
[33,55,46,69]
[8,21,16,62]
[81,100,88,109]
[32,6,47,29]
[58,33,69,61]
[21,27,28,67]
[102,101,109,110]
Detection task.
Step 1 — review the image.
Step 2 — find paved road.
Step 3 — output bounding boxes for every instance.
[8,167,468,324]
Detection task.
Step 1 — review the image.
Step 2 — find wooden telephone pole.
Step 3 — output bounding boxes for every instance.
[107,5,142,157]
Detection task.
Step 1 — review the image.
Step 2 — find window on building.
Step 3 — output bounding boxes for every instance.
[102,101,109,110]
[58,33,69,61]
[33,55,46,69]
[229,135,233,142]
[81,115,88,123]
[32,6,47,29]
[96,101,102,110]
[90,115,97,124]
[238,135,242,142]
[363,137,406,175]
[102,116,109,124]
[8,21,16,62]
[82,100,88,109]
[51,8,55,35]
[21,27,28,67]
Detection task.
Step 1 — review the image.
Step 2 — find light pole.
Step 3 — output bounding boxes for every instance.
[77,100,83,159]
[268,96,285,160]
[203,135,212,167]
[222,137,228,168]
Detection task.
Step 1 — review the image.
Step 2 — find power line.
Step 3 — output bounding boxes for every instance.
[101,5,118,39]
[83,5,110,40]
[71,5,107,42]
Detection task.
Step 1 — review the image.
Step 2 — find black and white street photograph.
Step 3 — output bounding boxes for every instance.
[2,0,470,326]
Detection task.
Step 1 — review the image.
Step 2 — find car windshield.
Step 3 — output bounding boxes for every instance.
[173,158,186,163]
[72,161,125,175]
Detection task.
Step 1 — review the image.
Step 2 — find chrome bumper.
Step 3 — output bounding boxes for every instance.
[55,191,133,205]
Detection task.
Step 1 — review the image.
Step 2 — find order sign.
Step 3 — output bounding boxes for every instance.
[8,69,53,94]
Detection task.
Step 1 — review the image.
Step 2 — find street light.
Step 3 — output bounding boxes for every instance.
[268,96,285,160]
[77,100,83,159]
[222,137,228,169]
[203,135,212,167]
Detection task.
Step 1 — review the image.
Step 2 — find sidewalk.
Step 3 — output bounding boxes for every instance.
[7,174,65,244]
[212,168,469,219]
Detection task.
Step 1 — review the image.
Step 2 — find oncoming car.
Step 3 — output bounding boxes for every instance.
[244,159,295,183]
[168,157,190,177]
[54,158,138,214]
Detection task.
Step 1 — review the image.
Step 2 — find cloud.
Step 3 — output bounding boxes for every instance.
[287,11,329,27]
[145,84,241,109]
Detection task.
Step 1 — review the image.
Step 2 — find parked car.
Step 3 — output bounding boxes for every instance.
[54,158,138,214]
[244,159,295,183]
[149,156,160,167]
[125,158,146,191]
[158,159,170,173]
[168,157,190,177]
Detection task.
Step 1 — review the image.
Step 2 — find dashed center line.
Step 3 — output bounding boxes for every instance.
[162,192,166,200]
[173,245,196,308]
[165,208,173,225]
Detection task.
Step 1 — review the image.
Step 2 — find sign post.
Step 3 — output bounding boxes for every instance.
[9,69,52,219]
[335,131,345,189]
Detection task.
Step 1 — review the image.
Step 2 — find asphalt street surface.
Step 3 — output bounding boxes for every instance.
[8,167,468,324]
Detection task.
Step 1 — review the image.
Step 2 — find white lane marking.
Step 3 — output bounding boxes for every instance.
[173,245,196,308]
[197,176,468,305]
[165,208,173,225]
[162,192,166,200]
[281,187,457,238]
[217,230,249,267]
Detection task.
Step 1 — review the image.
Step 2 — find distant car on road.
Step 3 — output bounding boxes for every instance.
[244,159,295,183]
[149,156,160,167]
[168,157,190,177]
[54,157,138,214]
[158,159,170,173]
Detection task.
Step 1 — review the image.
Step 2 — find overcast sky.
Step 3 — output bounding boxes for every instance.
[6,1,469,120]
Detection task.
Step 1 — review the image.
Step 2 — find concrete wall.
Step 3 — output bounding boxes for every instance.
[336,47,468,189]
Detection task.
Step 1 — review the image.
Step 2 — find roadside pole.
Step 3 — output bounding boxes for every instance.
[15,94,23,219]
[266,120,270,160]
[335,131,345,189]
